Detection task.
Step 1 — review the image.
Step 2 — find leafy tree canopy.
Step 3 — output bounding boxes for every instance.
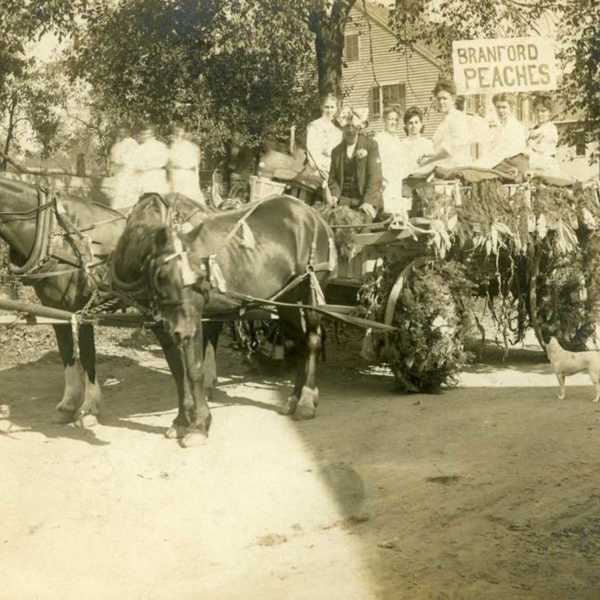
[68,0,322,158]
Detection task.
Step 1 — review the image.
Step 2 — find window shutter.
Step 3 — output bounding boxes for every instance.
[344,34,359,62]
[398,84,406,116]
[370,86,381,118]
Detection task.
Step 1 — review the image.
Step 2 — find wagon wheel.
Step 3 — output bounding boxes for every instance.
[382,258,469,393]
[230,319,289,362]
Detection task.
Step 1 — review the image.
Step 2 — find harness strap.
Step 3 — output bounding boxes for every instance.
[223,196,275,249]
[8,189,55,276]
[14,261,108,280]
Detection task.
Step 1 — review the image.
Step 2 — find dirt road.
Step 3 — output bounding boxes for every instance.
[2,328,600,599]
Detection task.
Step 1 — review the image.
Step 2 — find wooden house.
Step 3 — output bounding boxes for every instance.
[342,2,443,138]
[342,4,597,180]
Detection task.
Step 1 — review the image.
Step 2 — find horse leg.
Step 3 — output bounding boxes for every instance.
[295,309,322,420]
[278,309,309,415]
[74,324,101,428]
[152,324,190,440]
[203,321,223,400]
[278,340,305,416]
[180,325,211,448]
[53,324,82,424]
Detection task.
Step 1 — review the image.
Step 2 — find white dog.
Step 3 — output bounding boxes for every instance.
[546,337,600,403]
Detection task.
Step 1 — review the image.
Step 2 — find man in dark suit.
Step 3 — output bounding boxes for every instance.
[327,107,383,221]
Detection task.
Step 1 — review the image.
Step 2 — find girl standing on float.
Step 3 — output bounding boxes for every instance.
[374,105,405,212]
[306,92,343,180]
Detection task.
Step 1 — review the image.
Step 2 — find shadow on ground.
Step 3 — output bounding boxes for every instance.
[3,330,600,599]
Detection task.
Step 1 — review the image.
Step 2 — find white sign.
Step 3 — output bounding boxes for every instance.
[452,37,557,95]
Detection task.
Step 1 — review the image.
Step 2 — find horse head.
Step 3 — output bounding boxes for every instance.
[148,225,207,345]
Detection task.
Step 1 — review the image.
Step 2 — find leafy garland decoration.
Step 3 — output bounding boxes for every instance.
[357,180,600,391]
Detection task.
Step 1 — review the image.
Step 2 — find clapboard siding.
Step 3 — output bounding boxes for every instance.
[342,7,443,138]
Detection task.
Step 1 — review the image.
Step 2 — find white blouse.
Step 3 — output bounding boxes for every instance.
[374,131,404,191]
[400,135,434,178]
[167,139,205,204]
[306,116,342,178]
[432,107,472,167]
[478,115,527,169]
[137,138,170,195]
[110,137,139,175]
[527,121,559,171]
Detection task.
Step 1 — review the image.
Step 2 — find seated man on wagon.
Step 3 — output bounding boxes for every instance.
[327,107,383,222]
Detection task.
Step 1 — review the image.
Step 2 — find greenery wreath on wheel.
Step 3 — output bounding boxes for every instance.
[358,259,475,392]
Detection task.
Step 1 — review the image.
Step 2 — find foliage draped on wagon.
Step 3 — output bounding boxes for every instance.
[356,180,600,392]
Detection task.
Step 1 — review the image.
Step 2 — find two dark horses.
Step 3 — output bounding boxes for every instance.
[0,177,335,445]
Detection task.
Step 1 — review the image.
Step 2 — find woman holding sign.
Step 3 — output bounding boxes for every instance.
[417,80,472,171]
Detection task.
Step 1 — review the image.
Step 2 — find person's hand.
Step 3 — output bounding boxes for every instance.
[418,154,432,166]
[360,203,377,222]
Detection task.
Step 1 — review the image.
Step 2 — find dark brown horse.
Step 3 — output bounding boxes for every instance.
[0,176,128,426]
[111,194,336,446]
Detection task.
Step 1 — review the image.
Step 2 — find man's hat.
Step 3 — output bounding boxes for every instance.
[337,107,369,129]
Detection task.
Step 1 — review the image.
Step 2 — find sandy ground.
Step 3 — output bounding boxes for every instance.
[2,326,600,600]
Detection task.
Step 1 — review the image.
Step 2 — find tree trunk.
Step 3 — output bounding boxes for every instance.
[2,94,19,171]
[309,0,357,101]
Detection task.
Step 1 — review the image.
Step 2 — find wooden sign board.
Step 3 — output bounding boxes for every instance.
[452,37,557,95]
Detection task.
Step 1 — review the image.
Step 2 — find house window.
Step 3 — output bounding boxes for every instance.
[370,84,406,119]
[344,34,359,62]
[515,94,529,122]
[468,94,486,116]
[575,132,587,157]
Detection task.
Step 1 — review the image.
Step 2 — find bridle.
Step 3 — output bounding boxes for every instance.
[1,185,57,277]
[1,183,127,282]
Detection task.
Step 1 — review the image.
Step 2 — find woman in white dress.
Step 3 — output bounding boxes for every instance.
[306,93,342,180]
[374,105,404,212]
[478,93,527,169]
[167,125,205,204]
[108,127,140,209]
[400,107,433,178]
[526,96,560,174]
[137,126,170,195]
[417,80,471,172]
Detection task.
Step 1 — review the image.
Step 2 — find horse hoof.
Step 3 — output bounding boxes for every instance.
[180,430,209,448]
[76,413,98,429]
[53,409,75,425]
[165,424,186,440]
[294,386,319,420]
[279,395,299,416]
